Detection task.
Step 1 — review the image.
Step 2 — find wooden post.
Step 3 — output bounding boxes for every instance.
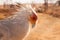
[58,0,60,6]
[44,0,48,12]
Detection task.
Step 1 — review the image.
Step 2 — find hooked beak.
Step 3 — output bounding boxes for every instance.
[32,23,35,28]
[28,5,37,28]
[29,12,37,28]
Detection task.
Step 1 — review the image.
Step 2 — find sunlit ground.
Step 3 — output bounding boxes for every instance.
[25,13,60,40]
[25,4,60,40]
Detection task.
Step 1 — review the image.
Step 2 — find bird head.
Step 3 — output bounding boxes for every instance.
[26,5,37,28]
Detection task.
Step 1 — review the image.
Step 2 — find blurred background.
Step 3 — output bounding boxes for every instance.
[0,0,60,40]
[0,0,58,4]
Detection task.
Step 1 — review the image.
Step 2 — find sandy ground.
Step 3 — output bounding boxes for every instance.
[25,13,60,40]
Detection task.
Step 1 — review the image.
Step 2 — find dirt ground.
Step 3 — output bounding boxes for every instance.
[25,13,60,40]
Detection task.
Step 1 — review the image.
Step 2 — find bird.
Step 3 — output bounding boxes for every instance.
[0,4,37,40]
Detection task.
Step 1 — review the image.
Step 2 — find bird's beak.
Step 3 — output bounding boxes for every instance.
[29,12,37,28]
[28,5,37,28]
[32,23,35,28]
